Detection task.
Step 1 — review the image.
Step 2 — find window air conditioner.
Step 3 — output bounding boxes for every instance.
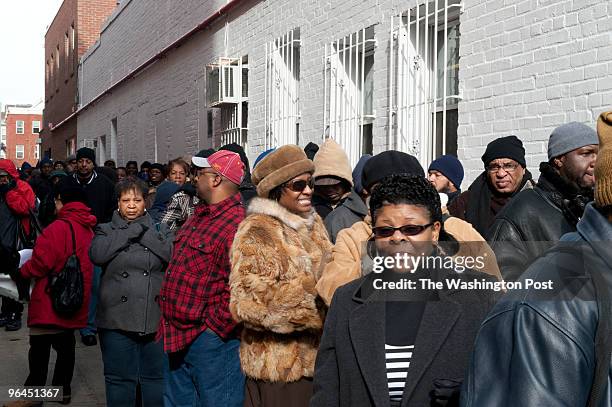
[206,57,248,107]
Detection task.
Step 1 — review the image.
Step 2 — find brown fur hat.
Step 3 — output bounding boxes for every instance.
[252,145,315,198]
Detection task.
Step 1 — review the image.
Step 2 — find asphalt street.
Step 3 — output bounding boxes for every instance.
[0,305,106,406]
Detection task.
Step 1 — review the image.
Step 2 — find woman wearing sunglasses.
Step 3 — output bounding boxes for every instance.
[311,174,499,407]
[229,145,332,407]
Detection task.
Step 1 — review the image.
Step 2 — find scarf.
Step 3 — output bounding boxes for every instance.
[465,169,533,236]
[538,162,593,227]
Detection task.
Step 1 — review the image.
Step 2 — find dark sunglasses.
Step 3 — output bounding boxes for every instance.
[284,178,314,192]
[372,223,434,238]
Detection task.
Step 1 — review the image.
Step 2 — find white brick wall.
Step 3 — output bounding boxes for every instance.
[78,0,421,165]
[77,0,612,188]
[459,0,612,185]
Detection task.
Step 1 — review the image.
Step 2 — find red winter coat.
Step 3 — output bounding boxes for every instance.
[0,159,36,234]
[20,202,97,329]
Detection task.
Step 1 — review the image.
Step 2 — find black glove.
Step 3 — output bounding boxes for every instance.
[430,378,462,407]
[126,223,146,241]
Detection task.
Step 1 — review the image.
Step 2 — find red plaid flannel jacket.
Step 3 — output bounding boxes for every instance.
[158,193,245,353]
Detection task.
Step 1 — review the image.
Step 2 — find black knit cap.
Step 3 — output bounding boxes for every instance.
[76,147,96,164]
[361,150,424,191]
[481,135,526,168]
[150,163,165,172]
[304,142,319,160]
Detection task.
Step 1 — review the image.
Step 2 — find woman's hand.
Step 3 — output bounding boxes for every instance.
[126,223,147,241]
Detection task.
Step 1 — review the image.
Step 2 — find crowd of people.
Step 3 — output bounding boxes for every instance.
[0,111,610,407]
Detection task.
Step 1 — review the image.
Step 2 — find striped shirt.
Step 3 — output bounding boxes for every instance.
[385,343,414,401]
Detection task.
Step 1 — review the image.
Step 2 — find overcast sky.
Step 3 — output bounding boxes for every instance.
[0,0,64,107]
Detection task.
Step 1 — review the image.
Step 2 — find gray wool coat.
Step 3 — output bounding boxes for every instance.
[89,211,173,335]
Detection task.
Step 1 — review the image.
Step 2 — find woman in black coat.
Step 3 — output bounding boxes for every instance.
[311,175,500,407]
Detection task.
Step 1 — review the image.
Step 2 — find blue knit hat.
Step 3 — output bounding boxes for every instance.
[253,148,276,169]
[428,155,464,189]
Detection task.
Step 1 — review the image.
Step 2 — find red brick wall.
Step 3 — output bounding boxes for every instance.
[5,113,43,168]
[43,0,116,160]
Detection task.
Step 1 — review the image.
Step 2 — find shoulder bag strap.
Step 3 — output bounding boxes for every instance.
[58,219,77,255]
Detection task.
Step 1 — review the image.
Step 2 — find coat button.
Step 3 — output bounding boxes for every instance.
[191,226,196,231]
[161,296,166,301]
[198,243,203,248]
[122,272,129,278]
[143,271,149,276]
[166,271,171,276]
[144,247,149,252]
[121,296,128,302]
[164,321,169,326]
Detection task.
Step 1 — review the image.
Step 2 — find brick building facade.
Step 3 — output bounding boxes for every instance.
[3,103,43,168]
[75,0,612,186]
[42,0,117,160]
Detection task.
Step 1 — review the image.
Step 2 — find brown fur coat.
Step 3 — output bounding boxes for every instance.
[229,197,332,382]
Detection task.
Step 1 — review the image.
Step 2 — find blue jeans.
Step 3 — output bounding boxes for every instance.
[165,329,244,407]
[80,265,101,337]
[99,329,166,407]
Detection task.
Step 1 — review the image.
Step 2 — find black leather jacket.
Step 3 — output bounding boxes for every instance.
[487,164,589,281]
[461,203,612,407]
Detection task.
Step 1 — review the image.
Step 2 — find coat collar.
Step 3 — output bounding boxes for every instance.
[111,210,154,228]
[247,197,316,230]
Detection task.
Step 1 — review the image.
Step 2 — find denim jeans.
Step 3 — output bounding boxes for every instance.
[80,265,101,337]
[99,329,166,407]
[165,328,244,407]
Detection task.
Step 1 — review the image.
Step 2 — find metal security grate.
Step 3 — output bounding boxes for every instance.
[324,26,376,167]
[389,0,462,165]
[264,28,301,149]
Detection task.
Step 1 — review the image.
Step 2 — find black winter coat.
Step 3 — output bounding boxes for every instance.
[311,268,499,407]
[487,163,591,281]
[69,171,116,224]
[462,203,612,407]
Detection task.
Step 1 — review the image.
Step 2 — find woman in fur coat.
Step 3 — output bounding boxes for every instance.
[229,145,333,407]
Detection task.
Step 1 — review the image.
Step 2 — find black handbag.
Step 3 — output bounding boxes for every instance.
[46,220,84,317]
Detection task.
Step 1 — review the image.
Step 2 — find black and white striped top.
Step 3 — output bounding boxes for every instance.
[385,343,414,401]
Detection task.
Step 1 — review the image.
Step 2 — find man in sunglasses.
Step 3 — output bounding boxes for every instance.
[488,122,598,281]
[158,150,246,405]
[448,135,535,236]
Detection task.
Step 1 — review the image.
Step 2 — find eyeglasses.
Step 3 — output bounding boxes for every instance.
[372,223,434,238]
[196,169,219,178]
[487,162,519,173]
[283,178,314,192]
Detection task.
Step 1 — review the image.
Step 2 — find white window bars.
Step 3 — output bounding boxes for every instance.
[389,0,462,165]
[220,102,248,148]
[264,28,301,149]
[324,26,376,167]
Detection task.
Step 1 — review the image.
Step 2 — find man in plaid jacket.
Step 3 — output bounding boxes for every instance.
[158,150,246,406]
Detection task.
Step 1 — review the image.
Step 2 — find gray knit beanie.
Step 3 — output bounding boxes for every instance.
[547,122,599,160]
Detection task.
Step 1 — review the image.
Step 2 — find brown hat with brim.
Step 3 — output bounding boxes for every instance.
[252,145,315,198]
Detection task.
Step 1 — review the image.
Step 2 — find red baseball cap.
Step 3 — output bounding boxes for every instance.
[192,150,245,185]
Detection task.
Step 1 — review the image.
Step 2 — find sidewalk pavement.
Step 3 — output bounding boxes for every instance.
[0,305,106,406]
